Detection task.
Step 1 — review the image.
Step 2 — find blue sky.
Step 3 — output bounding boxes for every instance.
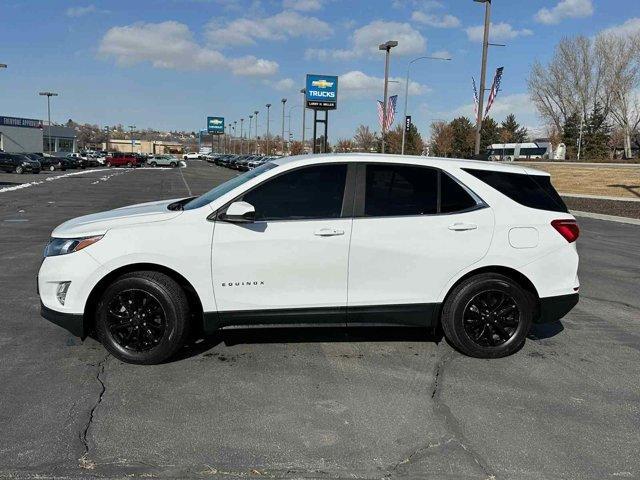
[1,0,639,140]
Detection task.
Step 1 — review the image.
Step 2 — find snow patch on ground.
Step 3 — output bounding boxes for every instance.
[0,169,110,194]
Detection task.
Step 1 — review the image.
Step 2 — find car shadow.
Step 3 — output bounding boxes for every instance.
[172,326,443,362]
[527,321,564,340]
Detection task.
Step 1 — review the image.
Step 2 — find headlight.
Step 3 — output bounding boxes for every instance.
[44,235,103,257]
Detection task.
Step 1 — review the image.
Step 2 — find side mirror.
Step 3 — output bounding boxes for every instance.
[222,201,255,223]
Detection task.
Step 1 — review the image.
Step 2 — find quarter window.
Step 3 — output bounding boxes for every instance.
[440,172,478,213]
[242,164,348,221]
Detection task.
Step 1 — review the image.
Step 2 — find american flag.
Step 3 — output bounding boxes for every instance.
[377,95,398,131]
[484,67,504,119]
[472,77,479,118]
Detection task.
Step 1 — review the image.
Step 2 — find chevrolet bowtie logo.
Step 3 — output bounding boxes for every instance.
[211,119,223,125]
[312,79,334,89]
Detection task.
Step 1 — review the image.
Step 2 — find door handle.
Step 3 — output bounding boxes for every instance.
[314,228,345,237]
[448,222,478,231]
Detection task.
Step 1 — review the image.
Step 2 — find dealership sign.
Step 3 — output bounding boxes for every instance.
[207,116,225,134]
[0,116,43,129]
[305,74,338,110]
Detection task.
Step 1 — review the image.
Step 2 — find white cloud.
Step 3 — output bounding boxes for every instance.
[99,21,278,76]
[270,78,296,91]
[441,93,535,123]
[66,4,98,17]
[339,70,428,99]
[465,22,533,42]
[282,0,324,11]
[206,10,333,47]
[411,11,460,28]
[535,0,594,25]
[431,50,451,59]
[599,18,640,38]
[305,21,426,61]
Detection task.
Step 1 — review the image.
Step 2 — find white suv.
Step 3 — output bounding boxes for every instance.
[38,154,580,364]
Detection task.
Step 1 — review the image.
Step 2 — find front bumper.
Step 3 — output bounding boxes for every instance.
[41,302,86,338]
[535,293,579,324]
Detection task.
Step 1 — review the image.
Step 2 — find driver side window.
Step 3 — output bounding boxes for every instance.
[242,164,348,221]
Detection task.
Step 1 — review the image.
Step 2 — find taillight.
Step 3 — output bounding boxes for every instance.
[551,219,580,243]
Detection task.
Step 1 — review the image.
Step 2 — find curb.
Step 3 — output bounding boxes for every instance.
[561,193,640,203]
[571,210,640,226]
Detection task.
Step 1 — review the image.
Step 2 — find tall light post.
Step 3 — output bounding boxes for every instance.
[104,126,110,152]
[300,89,307,153]
[233,121,237,154]
[253,110,259,154]
[128,125,136,153]
[265,104,271,155]
[474,0,492,156]
[248,115,253,155]
[240,118,244,154]
[379,41,398,154]
[39,91,58,154]
[281,98,287,155]
[401,55,451,155]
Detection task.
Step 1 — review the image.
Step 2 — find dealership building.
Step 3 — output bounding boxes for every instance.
[0,116,77,154]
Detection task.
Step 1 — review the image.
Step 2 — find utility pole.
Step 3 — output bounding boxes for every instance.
[254,110,259,154]
[128,125,136,153]
[233,121,237,154]
[379,41,398,154]
[104,126,110,152]
[240,118,244,154]
[265,104,271,155]
[39,91,58,154]
[281,98,287,155]
[401,56,451,155]
[474,0,492,156]
[300,89,306,153]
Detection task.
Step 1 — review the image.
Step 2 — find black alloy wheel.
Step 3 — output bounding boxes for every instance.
[462,290,520,347]
[105,289,167,352]
[441,273,533,358]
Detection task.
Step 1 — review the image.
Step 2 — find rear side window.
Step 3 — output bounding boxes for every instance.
[463,168,568,213]
[440,173,479,213]
[243,164,347,221]
[365,164,438,216]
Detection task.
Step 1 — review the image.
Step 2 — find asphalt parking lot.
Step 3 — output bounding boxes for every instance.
[0,160,638,480]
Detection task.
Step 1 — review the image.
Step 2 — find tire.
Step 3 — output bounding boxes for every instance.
[15,166,24,174]
[441,273,533,359]
[96,271,190,364]
[49,165,56,172]
[126,162,133,168]
[150,161,157,167]
[106,161,112,167]
[170,161,176,167]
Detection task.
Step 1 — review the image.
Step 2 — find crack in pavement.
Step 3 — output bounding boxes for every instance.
[78,354,109,469]
[391,346,497,479]
[581,295,640,312]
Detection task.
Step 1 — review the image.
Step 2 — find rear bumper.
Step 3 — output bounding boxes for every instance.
[535,293,579,324]
[41,302,86,338]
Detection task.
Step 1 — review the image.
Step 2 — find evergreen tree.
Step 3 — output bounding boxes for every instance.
[480,117,501,152]
[562,112,581,159]
[583,103,611,160]
[500,114,528,143]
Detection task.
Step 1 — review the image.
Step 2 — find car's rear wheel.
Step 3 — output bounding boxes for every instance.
[170,161,176,167]
[95,271,190,364]
[106,161,112,167]
[150,161,157,167]
[49,165,56,172]
[441,273,533,358]
[15,166,24,174]
[126,161,133,168]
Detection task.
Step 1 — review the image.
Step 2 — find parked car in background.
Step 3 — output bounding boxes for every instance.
[106,152,142,168]
[0,153,41,174]
[64,154,86,169]
[148,155,179,167]
[183,152,201,160]
[24,153,64,172]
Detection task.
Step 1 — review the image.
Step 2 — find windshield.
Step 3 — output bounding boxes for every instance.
[183,162,278,210]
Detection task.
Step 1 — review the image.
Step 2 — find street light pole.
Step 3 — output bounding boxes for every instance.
[104,126,110,152]
[39,91,58,155]
[281,98,287,155]
[474,0,492,156]
[248,115,253,155]
[379,41,398,154]
[401,56,451,155]
[128,125,136,153]
[233,121,237,154]
[300,89,306,153]
[265,104,271,155]
[240,118,244,154]
[254,110,259,154]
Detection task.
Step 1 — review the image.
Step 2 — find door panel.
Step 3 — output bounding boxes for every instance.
[347,208,494,311]
[212,219,352,314]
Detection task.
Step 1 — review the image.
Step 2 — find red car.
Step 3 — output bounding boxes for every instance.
[105,153,142,168]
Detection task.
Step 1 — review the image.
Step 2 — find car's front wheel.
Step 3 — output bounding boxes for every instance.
[95,271,190,364]
[441,273,533,358]
[170,161,177,167]
[150,161,157,167]
[49,165,56,172]
[15,165,24,174]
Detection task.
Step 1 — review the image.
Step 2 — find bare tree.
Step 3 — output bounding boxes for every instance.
[335,139,355,153]
[353,125,377,152]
